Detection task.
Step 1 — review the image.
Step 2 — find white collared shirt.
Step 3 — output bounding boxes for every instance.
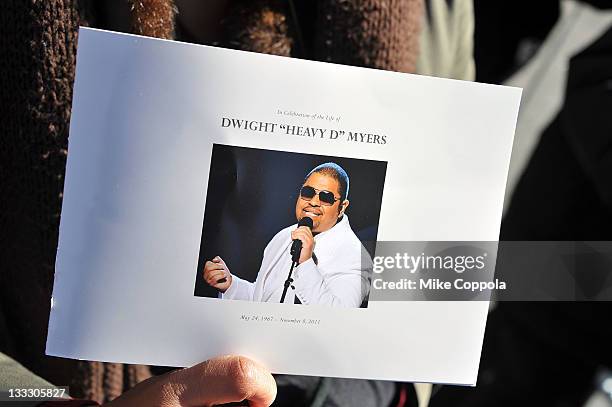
[222,215,371,308]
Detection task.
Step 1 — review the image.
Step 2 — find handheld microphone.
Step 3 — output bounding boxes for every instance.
[290,217,313,263]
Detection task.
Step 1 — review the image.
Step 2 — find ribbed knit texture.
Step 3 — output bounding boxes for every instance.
[0,0,423,404]
[0,0,80,385]
[0,1,155,403]
[316,0,423,72]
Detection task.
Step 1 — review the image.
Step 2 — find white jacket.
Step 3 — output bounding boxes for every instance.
[222,216,371,307]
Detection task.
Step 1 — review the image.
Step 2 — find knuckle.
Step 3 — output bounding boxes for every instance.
[158,377,188,404]
[227,356,258,398]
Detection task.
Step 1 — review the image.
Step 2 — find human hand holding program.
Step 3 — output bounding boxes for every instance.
[105,355,276,407]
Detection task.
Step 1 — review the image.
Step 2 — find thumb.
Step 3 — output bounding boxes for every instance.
[180,355,276,406]
[107,355,276,407]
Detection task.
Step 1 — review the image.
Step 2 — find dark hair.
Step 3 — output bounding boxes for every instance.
[304,162,350,201]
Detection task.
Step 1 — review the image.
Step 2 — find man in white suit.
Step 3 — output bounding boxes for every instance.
[202,162,371,308]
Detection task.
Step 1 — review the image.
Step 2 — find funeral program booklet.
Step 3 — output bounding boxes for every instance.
[46,27,522,385]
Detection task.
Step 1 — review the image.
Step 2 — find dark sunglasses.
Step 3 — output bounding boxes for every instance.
[299,186,341,206]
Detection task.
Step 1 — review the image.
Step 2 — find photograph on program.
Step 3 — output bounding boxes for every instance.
[193,144,387,308]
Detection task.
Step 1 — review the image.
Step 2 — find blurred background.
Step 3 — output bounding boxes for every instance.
[1,0,611,405]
